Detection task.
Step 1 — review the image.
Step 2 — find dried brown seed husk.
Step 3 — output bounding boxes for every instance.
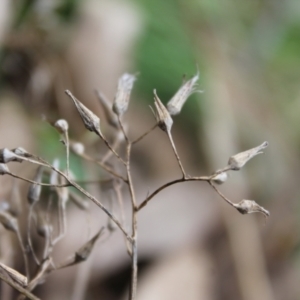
[167,71,200,115]
[112,73,137,116]
[234,199,270,218]
[153,90,173,132]
[228,141,269,171]
[66,90,101,135]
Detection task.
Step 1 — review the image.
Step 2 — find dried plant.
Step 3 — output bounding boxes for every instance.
[0,71,269,300]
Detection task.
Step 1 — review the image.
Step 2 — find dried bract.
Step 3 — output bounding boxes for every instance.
[54,119,69,134]
[228,141,269,171]
[0,211,18,232]
[167,71,200,115]
[0,148,22,163]
[152,90,173,132]
[0,163,10,175]
[96,90,119,128]
[65,90,101,135]
[234,199,270,218]
[27,167,43,204]
[112,73,136,116]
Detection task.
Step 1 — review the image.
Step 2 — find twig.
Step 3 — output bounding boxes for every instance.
[131,124,157,145]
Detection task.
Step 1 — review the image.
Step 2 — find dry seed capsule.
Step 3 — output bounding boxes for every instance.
[234,199,270,217]
[112,73,136,116]
[228,141,269,171]
[54,119,69,134]
[152,90,173,132]
[0,148,22,163]
[0,163,10,175]
[167,71,199,115]
[66,90,102,135]
[0,211,18,232]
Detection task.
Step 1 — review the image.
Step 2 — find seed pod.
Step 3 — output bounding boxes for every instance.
[11,147,31,157]
[234,199,270,218]
[95,90,119,128]
[54,119,69,134]
[167,71,200,115]
[0,148,22,163]
[75,228,104,263]
[0,211,18,232]
[228,141,269,171]
[27,167,43,204]
[70,142,85,156]
[152,90,173,132]
[65,90,101,135]
[0,163,10,175]
[112,73,136,116]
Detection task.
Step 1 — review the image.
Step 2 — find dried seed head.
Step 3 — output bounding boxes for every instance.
[27,167,43,204]
[228,141,269,171]
[96,90,119,128]
[11,147,30,157]
[0,211,18,232]
[112,73,136,116]
[152,90,173,132]
[70,142,85,156]
[65,90,101,135]
[211,172,228,185]
[54,119,69,134]
[0,163,10,175]
[167,71,200,115]
[0,148,22,163]
[234,199,270,218]
[75,228,104,263]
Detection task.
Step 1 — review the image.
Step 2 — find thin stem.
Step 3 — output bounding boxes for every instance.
[118,116,129,143]
[0,273,40,300]
[167,130,186,179]
[27,204,40,267]
[132,124,157,145]
[125,143,138,299]
[207,181,236,208]
[64,131,70,177]
[97,131,126,165]
[16,228,30,280]
[137,176,209,211]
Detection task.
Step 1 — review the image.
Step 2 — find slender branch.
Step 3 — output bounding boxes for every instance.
[118,116,129,143]
[16,228,30,280]
[64,131,70,177]
[207,181,236,208]
[27,204,40,267]
[0,272,40,300]
[137,176,210,211]
[167,130,186,179]
[132,123,157,145]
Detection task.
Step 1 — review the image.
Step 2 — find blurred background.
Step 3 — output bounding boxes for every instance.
[0,0,300,299]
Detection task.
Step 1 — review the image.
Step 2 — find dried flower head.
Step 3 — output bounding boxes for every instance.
[234,199,270,218]
[112,73,136,116]
[0,163,10,175]
[0,148,23,163]
[167,71,200,115]
[54,119,69,134]
[65,90,101,135]
[152,90,173,132]
[228,141,269,171]
[27,167,43,204]
[96,90,119,128]
[0,211,18,232]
